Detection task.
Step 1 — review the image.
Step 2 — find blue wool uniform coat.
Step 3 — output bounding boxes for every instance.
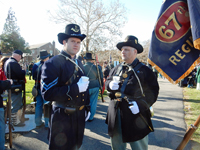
[4,57,26,81]
[32,61,44,89]
[105,58,159,142]
[41,51,90,150]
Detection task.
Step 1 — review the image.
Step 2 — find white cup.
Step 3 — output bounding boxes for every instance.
[113,76,120,83]
[81,76,89,82]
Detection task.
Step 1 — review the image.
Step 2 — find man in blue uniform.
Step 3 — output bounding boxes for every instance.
[83,52,103,122]
[41,24,90,150]
[32,50,50,128]
[105,35,159,150]
[4,50,26,127]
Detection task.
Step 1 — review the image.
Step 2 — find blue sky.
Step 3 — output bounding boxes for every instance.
[0,0,163,50]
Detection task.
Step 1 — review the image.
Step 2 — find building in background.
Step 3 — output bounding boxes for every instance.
[29,41,60,62]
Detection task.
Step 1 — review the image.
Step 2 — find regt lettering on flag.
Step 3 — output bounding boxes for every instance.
[148,0,200,84]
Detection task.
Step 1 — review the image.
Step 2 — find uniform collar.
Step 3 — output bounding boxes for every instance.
[10,57,18,62]
[85,61,93,65]
[61,50,77,60]
[129,58,139,68]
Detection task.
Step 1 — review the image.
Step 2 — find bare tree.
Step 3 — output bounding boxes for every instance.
[48,0,128,52]
[137,39,151,64]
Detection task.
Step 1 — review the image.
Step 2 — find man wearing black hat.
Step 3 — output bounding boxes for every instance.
[32,50,50,129]
[41,24,90,150]
[105,35,159,150]
[83,52,103,122]
[4,50,26,127]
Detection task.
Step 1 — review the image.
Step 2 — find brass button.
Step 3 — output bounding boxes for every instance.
[68,98,70,100]
[79,105,84,110]
[76,95,78,97]
[82,94,84,96]
[122,73,128,78]
[77,75,79,77]
[82,99,84,101]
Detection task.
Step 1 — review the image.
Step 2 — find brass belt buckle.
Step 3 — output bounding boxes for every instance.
[115,92,122,98]
[15,88,20,92]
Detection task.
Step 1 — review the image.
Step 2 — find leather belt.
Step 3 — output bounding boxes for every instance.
[52,101,85,114]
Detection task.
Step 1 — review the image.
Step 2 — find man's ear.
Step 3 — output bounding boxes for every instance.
[63,40,66,45]
[134,49,138,54]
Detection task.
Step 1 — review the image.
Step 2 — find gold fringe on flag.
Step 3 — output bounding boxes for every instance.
[147,57,200,84]
[194,38,200,50]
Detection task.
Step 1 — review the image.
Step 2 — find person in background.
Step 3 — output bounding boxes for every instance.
[0,79,13,150]
[0,50,2,60]
[4,50,26,127]
[77,55,85,64]
[41,24,90,150]
[105,35,159,150]
[0,57,9,81]
[196,64,200,90]
[102,61,110,94]
[32,50,50,128]
[28,62,34,80]
[84,52,103,122]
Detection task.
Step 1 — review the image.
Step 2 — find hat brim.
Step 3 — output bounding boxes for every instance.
[116,41,143,53]
[58,33,86,45]
[40,54,50,60]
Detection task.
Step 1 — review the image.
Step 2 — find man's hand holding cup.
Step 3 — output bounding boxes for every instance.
[109,76,120,90]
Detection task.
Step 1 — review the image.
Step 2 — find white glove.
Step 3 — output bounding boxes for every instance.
[85,111,91,121]
[77,76,89,93]
[109,81,119,90]
[129,101,140,114]
[8,79,13,85]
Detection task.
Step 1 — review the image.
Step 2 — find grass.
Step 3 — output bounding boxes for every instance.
[183,87,200,144]
[98,89,108,101]
[25,75,35,104]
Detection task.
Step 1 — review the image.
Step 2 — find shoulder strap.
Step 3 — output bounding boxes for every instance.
[86,64,98,80]
[86,64,94,76]
[130,62,145,96]
[59,53,84,74]
[119,62,145,98]
[132,62,144,72]
[59,54,82,85]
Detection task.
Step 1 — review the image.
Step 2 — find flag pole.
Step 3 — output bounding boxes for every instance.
[176,115,200,150]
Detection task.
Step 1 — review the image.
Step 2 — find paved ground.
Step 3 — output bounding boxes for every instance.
[5,78,197,150]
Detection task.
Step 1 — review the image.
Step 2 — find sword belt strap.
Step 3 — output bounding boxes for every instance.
[52,101,85,110]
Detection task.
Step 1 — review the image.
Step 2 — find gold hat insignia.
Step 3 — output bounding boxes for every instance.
[71,26,79,32]
[135,39,137,44]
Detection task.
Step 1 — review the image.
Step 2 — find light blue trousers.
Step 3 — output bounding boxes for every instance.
[111,109,148,150]
[0,108,5,150]
[35,90,49,127]
[89,87,99,120]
